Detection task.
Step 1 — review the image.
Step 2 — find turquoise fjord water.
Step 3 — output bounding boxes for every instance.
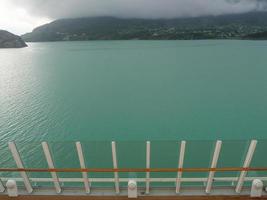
[0,40,267,143]
[1,40,267,185]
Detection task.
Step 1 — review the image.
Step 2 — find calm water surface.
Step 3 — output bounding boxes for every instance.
[1,41,267,183]
[1,40,267,142]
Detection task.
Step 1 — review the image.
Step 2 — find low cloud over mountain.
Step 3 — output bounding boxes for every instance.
[10,0,267,19]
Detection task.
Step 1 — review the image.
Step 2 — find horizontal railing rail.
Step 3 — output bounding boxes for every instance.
[0,167,267,173]
[0,139,265,196]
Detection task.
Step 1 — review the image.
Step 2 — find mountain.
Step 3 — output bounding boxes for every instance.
[0,30,27,48]
[22,12,267,42]
[244,31,267,39]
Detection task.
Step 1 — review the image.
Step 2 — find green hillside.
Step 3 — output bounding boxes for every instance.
[22,12,267,41]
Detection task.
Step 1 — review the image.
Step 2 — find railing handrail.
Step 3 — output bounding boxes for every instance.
[0,140,262,195]
[1,167,267,173]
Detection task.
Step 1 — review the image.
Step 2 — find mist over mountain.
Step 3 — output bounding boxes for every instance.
[3,0,267,34]
[10,0,267,19]
[22,12,267,41]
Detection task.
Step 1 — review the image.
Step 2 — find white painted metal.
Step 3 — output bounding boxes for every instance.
[0,140,266,195]
[145,141,151,194]
[0,179,5,192]
[128,179,137,198]
[8,142,33,193]
[111,141,120,194]
[235,140,257,193]
[6,180,18,197]
[75,142,90,193]
[2,176,267,184]
[205,140,222,193]
[176,140,186,193]
[42,142,61,193]
[250,179,263,197]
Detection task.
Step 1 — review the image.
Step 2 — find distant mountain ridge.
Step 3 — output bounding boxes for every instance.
[22,12,267,41]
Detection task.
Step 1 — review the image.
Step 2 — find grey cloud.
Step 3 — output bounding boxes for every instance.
[10,0,267,19]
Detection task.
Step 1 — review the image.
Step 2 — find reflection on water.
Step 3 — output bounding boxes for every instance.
[1,41,267,145]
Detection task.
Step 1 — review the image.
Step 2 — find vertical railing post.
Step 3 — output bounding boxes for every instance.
[0,180,4,193]
[8,142,33,193]
[76,142,90,193]
[111,141,119,194]
[42,142,61,193]
[176,140,186,194]
[205,140,222,193]
[145,141,151,194]
[235,140,257,193]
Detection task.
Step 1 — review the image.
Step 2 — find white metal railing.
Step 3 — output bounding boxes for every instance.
[175,140,186,194]
[145,141,150,194]
[8,142,33,193]
[205,140,222,193]
[0,139,266,196]
[42,142,61,193]
[76,142,90,193]
[235,140,257,193]
[111,141,120,194]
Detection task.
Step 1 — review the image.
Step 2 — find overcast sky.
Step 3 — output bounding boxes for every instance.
[1,0,266,35]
